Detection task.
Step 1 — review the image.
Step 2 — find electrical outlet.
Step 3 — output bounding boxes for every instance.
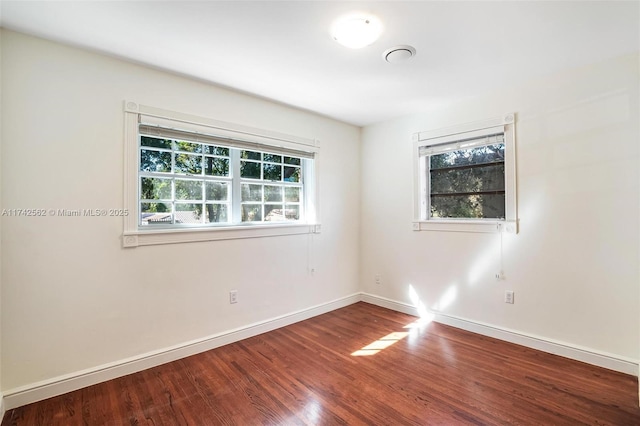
[495,271,505,281]
[505,290,514,304]
[374,274,382,285]
[229,290,238,304]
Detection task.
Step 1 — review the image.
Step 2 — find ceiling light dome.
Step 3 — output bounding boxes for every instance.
[331,14,383,49]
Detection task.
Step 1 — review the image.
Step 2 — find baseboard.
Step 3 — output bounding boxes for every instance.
[361,293,639,377]
[1,393,5,421]
[3,293,361,410]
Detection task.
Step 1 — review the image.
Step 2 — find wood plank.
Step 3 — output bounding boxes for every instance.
[3,302,639,425]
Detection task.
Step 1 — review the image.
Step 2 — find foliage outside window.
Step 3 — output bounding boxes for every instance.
[429,140,505,219]
[139,135,305,228]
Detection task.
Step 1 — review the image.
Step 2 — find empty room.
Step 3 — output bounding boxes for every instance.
[1,1,639,424]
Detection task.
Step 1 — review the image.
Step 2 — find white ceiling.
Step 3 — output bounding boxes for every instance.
[1,1,638,126]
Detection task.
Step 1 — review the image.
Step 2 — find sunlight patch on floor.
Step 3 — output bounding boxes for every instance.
[351,331,410,356]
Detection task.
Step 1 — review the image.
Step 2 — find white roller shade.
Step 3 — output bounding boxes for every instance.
[139,114,317,159]
[419,132,504,157]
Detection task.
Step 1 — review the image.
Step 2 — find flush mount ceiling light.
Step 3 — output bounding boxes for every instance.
[331,14,383,49]
[383,45,417,63]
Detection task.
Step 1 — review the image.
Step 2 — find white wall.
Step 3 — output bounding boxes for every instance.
[361,53,639,361]
[0,30,360,391]
[0,28,4,418]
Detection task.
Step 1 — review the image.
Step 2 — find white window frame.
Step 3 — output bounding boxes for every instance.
[412,113,518,234]
[122,101,321,247]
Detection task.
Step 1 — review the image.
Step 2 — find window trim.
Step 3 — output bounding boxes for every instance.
[412,113,518,234]
[122,101,321,247]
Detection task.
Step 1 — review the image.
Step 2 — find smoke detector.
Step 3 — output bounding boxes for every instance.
[383,45,417,63]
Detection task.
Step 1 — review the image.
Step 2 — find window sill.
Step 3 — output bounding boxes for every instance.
[412,220,518,234]
[123,223,321,247]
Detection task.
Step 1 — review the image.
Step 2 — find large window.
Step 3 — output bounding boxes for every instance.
[123,102,319,247]
[413,114,517,233]
[139,135,306,227]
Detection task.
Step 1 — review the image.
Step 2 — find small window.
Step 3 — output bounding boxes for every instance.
[413,114,517,233]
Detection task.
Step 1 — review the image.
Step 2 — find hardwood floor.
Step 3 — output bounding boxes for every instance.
[3,302,639,425]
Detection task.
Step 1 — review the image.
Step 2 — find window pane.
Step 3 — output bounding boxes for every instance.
[204,157,229,177]
[285,205,300,220]
[205,145,229,156]
[284,166,300,182]
[241,184,262,201]
[141,136,172,149]
[141,177,172,200]
[140,203,173,226]
[174,141,202,153]
[264,164,282,181]
[265,205,285,221]
[429,144,506,220]
[264,154,282,163]
[240,161,261,179]
[264,185,283,202]
[175,203,203,224]
[175,153,202,174]
[205,182,228,201]
[285,187,300,202]
[430,194,505,219]
[241,150,261,160]
[140,150,171,172]
[284,156,301,165]
[431,164,505,194]
[175,180,202,200]
[242,205,262,222]
[204,204,228,223]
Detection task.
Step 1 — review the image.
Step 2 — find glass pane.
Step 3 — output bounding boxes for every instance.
[240,161,261,179]
[140,177,172,200]
[285,187,300,202]
[174,140,202,153]
[204,157,229,176]
[284,156,301,165]
[430,163,505,194]
[264,185,283,202]
[141,136,172,149]
[204,145,229,156]
[241,184,262,201]
[284,205,300,220]
[242,205,262,222]
[175,203,203,224]
[284,166,300,182]
[204,204,228,223]
[264,164,282,181]
[175,153,203,174]
[265,205,285,221]
[205,182,228,201]
[430,144,505,170]
[241,150,261,160]
[430,194,505,219]
[140,149,171,172]
[263,154,282,163]
[140,203,173,226]
[175,180,202,200]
